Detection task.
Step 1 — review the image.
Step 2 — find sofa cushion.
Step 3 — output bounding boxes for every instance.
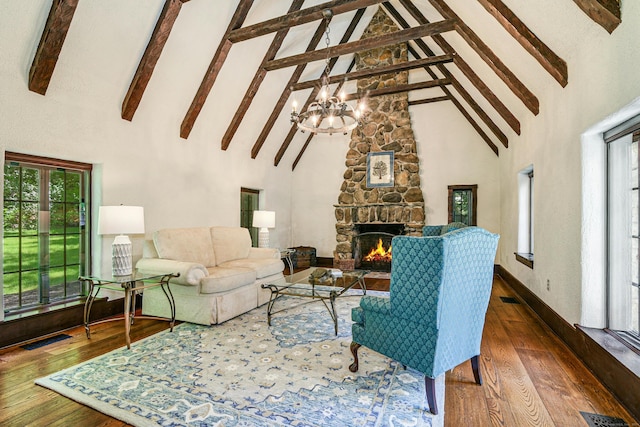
[199,266,256,294]
[154,227,216,267]
[218,258,284,279]
[210,227,251,264]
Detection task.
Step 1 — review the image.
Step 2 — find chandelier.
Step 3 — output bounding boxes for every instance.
[290,10,365,135]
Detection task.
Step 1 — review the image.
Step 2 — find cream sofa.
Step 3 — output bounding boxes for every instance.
[135,226,285,325]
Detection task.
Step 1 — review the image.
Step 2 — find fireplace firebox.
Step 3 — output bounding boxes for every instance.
[353,223,405,272]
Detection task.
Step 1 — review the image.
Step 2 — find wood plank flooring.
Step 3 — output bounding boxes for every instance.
[0,275,636,426]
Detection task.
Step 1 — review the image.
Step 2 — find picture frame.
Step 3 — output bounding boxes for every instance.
[366,151,394,188]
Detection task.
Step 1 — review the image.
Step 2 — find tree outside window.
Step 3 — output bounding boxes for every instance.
[448,185,477,226]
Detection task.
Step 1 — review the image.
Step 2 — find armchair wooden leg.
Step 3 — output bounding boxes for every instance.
[349,342,361,372]
[471,355,483,385]
[425,377,438,415]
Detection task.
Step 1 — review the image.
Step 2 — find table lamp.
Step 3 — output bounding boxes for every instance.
[252,210,275,248]
[98,206,145,276]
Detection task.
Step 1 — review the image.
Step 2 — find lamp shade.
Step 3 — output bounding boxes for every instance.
[98,206,145,235]
[252,210,275,229]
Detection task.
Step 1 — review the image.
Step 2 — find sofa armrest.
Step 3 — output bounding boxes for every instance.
[136,258,208,286]
[248,247,280,259]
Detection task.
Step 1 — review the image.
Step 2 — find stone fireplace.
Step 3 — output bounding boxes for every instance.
[334,8,425,270]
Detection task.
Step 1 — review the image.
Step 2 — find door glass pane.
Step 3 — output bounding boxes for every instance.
[3,156,90,313]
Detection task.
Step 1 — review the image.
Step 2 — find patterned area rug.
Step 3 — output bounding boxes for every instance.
[36,293,444,426]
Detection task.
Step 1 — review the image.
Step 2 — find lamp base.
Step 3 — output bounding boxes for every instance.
[258,228,270,248]
[112,235,132,276]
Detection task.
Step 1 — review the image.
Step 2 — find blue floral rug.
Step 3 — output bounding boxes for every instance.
[36,293,444,426]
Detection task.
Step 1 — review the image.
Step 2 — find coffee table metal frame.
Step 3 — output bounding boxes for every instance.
[261,268,368,335]
[80,272,178,349]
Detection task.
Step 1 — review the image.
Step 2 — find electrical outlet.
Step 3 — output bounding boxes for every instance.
[546,279,550,291]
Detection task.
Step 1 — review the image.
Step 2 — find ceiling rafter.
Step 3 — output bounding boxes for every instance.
[573,0,621,33]
[251,8,367,160]
[409,95,450,106]
[426,0,540,115]
[263,19,456,71]
[291,54,454,91]
[344,78,451,100]
[28,0,79,95]
[180,0,254,139]
[228,0,386,43]
[399,0,521,135]
[386,2,509,149]
[121,0,190,121]
[395,0,519,137]
[477,0,567,87]
[249,17,332,159]
[220,0,305,151]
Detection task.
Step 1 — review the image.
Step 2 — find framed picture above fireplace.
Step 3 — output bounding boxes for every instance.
[366,151,394,188]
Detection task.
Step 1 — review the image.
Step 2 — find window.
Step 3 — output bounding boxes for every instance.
[516,166,534,268]
[3,152,91,313]
[240,188,259,247]
[448,185,477,226]
[605,121,640,341]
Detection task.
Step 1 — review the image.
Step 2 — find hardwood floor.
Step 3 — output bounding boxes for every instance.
[0,275,636,426]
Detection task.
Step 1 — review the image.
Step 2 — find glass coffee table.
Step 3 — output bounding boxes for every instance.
[261,267,368,335]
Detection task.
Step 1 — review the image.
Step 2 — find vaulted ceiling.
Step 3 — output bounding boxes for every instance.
[28,0,621,167]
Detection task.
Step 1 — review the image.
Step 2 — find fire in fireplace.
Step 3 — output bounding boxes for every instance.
[353,223,404,272]
[363,238,392,263]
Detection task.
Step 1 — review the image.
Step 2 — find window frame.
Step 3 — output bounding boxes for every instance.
[240,187,260,247]
[604,125,640,338]
[448,184,478,226]
[3,152,91,314]
[515,166,534,268]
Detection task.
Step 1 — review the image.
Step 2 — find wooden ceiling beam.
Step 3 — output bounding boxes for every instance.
[409,95,450,106]
[228,0,385,43]
[221,0,305,151]
[28,0,79,95]
[264,19,455,71]
[477,0,567,87]
[573,0,621,33]
[251,8,366,159]
[450,94,499,155]
[392,1,519,138]
[121,0,190,121]
[180,0,254,139]
[291,54,454,91]
[425,0,539,115]
[385,2,510,148]
[249,17,332,159]
[291,134,315,171]
[344,78,451,101]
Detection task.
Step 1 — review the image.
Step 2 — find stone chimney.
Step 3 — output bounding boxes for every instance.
[334,7,425,264]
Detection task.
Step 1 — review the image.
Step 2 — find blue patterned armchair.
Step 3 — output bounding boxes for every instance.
[422,222,468,236]
[349,227,499,415]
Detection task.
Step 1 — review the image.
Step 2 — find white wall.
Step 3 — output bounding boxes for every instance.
[482,0,640,325]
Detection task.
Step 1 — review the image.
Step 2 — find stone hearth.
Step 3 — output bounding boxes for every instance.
[334,8,425,266]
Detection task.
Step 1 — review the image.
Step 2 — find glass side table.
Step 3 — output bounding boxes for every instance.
[80,272,178,349]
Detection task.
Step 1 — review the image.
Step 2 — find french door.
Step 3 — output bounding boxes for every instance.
[3,152,91,313]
